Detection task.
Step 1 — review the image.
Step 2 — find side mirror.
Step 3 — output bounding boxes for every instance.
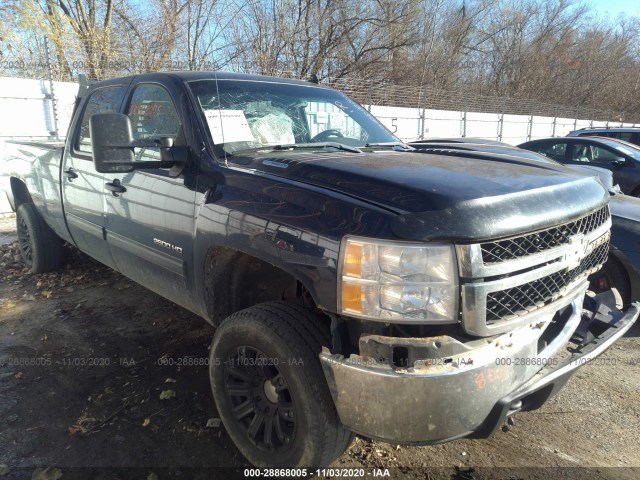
[611,157,626,167]
[90,113,186,175]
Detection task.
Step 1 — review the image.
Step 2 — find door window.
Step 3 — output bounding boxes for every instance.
[569,143,593,162]
[75,86,127,156]
[533,141,566,161]
[590,146,620,164]
[615,132,633,142]
[126,84,182,162]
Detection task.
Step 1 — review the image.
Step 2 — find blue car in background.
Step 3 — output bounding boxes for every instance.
[519,136,640,197]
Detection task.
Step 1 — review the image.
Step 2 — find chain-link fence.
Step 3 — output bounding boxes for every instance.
[333,80,626,124]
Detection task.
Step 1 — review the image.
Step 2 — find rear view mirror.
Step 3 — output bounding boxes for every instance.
[90,113,183,174]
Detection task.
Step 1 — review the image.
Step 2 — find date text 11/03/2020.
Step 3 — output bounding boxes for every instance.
[156,356,305,367]
[243,468,390,477]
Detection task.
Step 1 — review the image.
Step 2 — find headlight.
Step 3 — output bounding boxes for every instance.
[338,237,459,323]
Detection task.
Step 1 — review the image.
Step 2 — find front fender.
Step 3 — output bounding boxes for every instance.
[191,169,397,320]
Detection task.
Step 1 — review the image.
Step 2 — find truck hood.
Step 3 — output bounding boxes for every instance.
[566,164,615,191]
[239,150,609,242]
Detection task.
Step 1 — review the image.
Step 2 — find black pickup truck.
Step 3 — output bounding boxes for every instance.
[1,72,637,468]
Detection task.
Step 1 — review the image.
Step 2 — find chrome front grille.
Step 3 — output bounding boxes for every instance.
[480,206,610,264]
[457,206,611,336]
[485,235,610,322]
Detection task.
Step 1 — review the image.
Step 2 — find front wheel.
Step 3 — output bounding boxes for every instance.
[209,302,352,467]
[16,203,64,273]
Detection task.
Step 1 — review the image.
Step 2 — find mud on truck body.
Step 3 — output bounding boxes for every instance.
[1,72,637,468]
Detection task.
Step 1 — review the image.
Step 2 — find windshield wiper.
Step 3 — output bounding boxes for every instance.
[229,142,362,156]
[365,142,414,151]
[274,142,363,153]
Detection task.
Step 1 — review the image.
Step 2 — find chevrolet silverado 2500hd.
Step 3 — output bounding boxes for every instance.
[1,72,637,468]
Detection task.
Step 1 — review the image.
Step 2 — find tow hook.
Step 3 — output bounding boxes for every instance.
[502,415,516,432]
[502,399,522,432]
[454,466,480,480]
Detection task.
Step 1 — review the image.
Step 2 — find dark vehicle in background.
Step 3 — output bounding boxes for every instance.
[410,139,538,158]
[409,139,619,191]
[568,127,640,146]
[602,195,640,306]
[519,136,640,196]
[411,137,511,146]
[1,73,638,469]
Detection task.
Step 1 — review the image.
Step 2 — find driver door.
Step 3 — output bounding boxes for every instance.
[103,82,197,309]
[586,143,636,193]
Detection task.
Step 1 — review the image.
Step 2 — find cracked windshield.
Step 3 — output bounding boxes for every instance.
[188,79,397,157]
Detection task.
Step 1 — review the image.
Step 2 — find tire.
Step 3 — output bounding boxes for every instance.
[16,203,64,273]
[590,254,631,307]
[209,302,353,468]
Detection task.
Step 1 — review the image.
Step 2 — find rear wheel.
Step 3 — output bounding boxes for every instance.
[209,302,352,467]
[16,203,64,273]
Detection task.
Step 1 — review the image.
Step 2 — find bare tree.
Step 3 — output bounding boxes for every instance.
[227,0,416,81]
[112,0,185,74]
[3,0,640,121]
[37,0,115,79]
[185,0,237,70]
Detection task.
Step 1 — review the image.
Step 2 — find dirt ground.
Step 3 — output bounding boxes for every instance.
[1,214,640,480]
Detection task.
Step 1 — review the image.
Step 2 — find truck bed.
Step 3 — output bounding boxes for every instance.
[0,139,66,214]
[3,138,66,150]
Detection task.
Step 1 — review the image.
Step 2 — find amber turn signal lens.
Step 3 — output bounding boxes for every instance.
[343,242,363,277]
[342,282,364,313]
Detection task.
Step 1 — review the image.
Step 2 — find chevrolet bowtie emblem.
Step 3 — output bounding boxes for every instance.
[567,234,588,270]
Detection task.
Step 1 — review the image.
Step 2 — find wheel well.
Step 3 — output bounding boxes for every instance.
[590,253,633,306]
[203,246,319,325]
[609,251,636,305]
[10,177,32,209]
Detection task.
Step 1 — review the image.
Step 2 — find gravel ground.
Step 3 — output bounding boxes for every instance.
[0,214,17,245]
[1,218,639,480]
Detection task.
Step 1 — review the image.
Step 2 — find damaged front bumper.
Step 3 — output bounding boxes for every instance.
[320,283,639,444]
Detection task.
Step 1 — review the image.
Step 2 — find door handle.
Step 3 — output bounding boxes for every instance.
[62,168,78,181]
[105,179,127,197]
